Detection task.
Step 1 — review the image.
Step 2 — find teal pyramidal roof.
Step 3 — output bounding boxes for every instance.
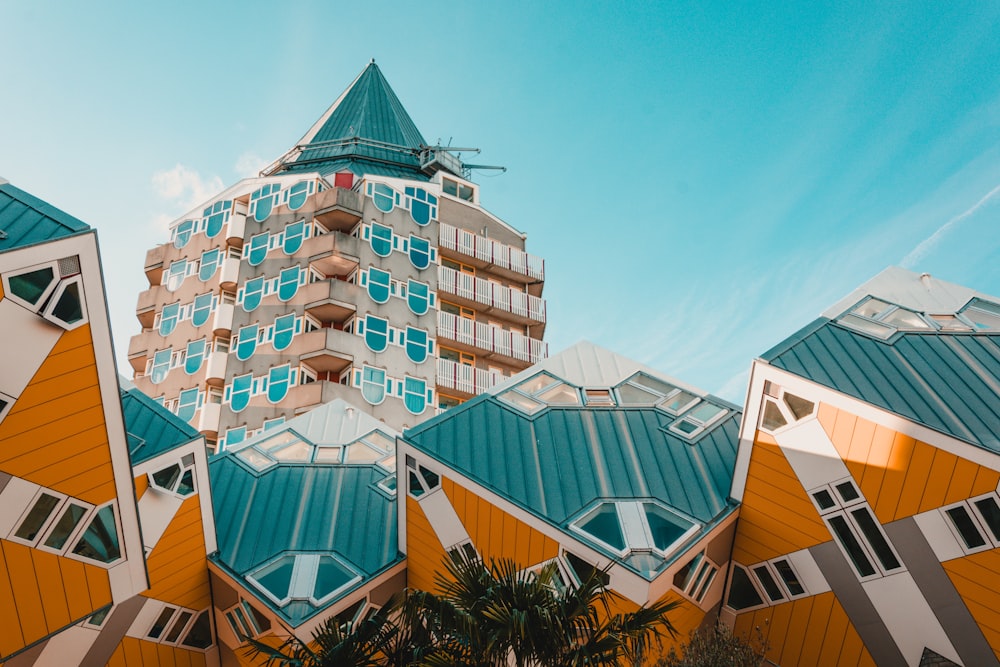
[0,178,90,252]
[121,382,202,465]
[403,342,741,579]
[272,61,430,179]
[209,399,402,627]
[762,267,1000,454]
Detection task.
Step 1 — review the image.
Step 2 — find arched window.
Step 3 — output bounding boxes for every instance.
[272,314,298,351]
[150,349,172,384]
[173,219,194,248]
[191,293,214,328]
[368,183,398,212]
[159,303,180,336]
[405,327,429,364]
[251,183,281,222]
[403,377,428,415]
[177,388,200,422]
[361,366,386,405]
[364,315,389,352]
[229,374,253,412]
[236,324,259,361]
[185,339,207,374]
[366,268,391,304]
[165,260,188,292]
[241,277,265,312]
[247,232,269,266]
[267,365,292,403]
[199,248,221,281]
[204,200,230,238]
[405,187,437,225]
[283,220,306,255]
[286,181,311,210]
[407,280,431,315]
[409,235,431,270]
[370,223,393,257]
[278,266,301,302]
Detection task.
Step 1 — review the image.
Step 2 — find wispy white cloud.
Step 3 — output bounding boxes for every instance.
[150,164,225,233]
[234,151,268,178]
[901,182,1000,269]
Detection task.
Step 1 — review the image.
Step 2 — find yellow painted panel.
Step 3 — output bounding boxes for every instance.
[816,403,839,441]
[0,542,27,658]
[144,497,211,609]
[871,432,913,523]
[797,591,835,666]
[27,325,92,383]
[858,425,895,502]
[32,549,71,633]
[59,555,94,628]
[837,624,864,667]
[140,637,161,665]
[944,550,1000,646]
[84,556,113,610]
[918,448,956,513]
[121,636,145,666]
[134,474,149,500]
[105,643,127,667]
[190,649,208,667]
[946,457,980,505]
[973,467,1000,496]
[406,496,450,592]
[777,596,813,666]
[755,429,778,446]
[895,440,936,519]
[4,540,48,646]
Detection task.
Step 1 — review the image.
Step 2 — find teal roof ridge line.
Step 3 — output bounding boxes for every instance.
[0,180,91,252]
[120,385,201,465]
[266,62,428,176]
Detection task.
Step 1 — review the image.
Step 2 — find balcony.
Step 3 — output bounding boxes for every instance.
[205,351,227,386]
[439,223,544,285]
[226,204,247,244]
[219,256,241,289]
[127,334,148,373]
[296,329,355,374]
[144,245,166,287]
[301,279,360,325]
[436,312,547,366]
[135,285,169,325]
[302,231,360,277]
[213,303,235,336]
[437,266,546,326]
[313,187,362,232]
[196,402,222,435]
[436,358,506,397]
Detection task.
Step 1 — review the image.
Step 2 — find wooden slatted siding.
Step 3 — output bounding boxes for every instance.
[943,550,1000,659]
[442,477,559,566]
[732,591,877,666]
[142,496,211,610]
[816,404,1000,523]
[0,325,117,506]
[731,435,829,564]
[0,539,112,658]
[104,636,208,667]
[405,495,450,593]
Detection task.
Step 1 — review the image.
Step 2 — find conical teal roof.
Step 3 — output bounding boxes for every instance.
[279,61,428,177]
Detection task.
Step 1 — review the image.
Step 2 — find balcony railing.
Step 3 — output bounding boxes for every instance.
[437,266,546,324]
[437,312,547,365]
[439,223,544,282]
[436,358,506,395]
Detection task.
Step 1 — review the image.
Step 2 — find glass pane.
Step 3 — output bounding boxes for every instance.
[629,374,678,397]
[761,400,787,431]
[9,267,55,304]
[644,503,691,551]
[839,314,895,338]
[882,308,931,329]
[813,489,836,510]
[314,447,342,463]
[835,481,860,503]
[164,610,193,643]
[852,298,890,319]
[828,515,876,577]
[176,470,195,496]
[783,393,814,420]
[686,402,725,423]
[617,383,661,405]
[773,559,805,596]
[673,552,702,590]
[408,471,425,498]
[257,431,301,453]
[256,556,296,600]
[660,391,698,414]
[72,505,121,563]
[15,493,61,541]
[314,556,354,600]
[43,503,88,549]
[363,430,395,453]
[973,497,1000,541]
[850,508,900,570]
[237,449,275,471]
[420,466,440,489]
[577,504,625,551]
[346,444,382,463]
[498,390,543,414]
[516,372,558,395]
[152,464,181,491]
[537,383,580,405]
[148,607,176,639]
[181,610,213,649]
[673,419,699,434]
[726,566,764,610]
[272,441,312,462]
[50,281,84,324]
[946,506,987,549]
[753,565,784,602]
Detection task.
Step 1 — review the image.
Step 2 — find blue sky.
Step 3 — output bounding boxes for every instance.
[3,1,999,402]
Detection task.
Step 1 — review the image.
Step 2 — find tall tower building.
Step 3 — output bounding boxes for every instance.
[128,62,547,452]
